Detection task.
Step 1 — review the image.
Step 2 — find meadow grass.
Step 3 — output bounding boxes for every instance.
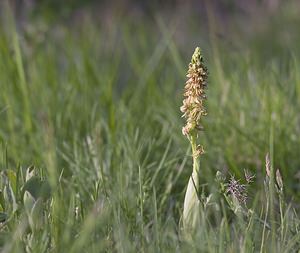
[0,3,300,252]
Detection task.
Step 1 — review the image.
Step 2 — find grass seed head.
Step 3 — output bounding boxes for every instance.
[276,169,283,190]
[244,169,255,184]
[265,153,271,177]
[226,176,248,205]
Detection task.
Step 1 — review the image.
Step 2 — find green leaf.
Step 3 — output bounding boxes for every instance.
[5,169,17,197]
[25,165,35,182]
[0,190,5,211]
[22,177,51,201]
[23,191,44,231]
[23,191,35,216]
[30,198,43,230]
[3,181,18,214]
[0,212,8,222]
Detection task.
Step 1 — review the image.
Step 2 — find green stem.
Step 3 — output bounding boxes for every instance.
[190,134,200,197]
[269,116,276,251]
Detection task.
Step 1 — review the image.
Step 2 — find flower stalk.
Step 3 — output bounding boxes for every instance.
[181,47,208,230]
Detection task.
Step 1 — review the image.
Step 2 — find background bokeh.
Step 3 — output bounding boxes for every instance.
[0,0,300,251]
[1,0,300,192]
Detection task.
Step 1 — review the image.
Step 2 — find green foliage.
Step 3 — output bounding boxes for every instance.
[0,2,300,252]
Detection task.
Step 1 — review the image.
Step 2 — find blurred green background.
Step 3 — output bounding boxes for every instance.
[0,0,300,251]
[4,0,300,182]
[1,0,300,194]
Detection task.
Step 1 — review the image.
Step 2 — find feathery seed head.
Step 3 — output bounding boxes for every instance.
[244,169,255,184]
[181,47,208,136]
[265,153,271,177]
[226,176,248,205]
[276,169,283,190]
